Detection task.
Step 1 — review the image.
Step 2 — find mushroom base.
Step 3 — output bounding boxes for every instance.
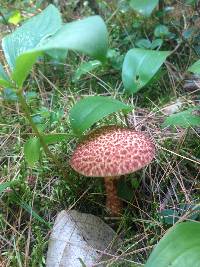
[104,177,122,216]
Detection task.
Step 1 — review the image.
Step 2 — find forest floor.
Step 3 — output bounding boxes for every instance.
[0,1,200,266]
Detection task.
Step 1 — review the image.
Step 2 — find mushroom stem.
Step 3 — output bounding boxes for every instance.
[104,177,122,216]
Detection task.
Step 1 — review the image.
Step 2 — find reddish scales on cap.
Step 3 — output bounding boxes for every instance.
[70,126,155,177]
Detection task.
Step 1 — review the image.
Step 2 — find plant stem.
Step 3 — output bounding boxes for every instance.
[16,90,68,179]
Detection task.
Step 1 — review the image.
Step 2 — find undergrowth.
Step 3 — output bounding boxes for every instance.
[0,1,199,266]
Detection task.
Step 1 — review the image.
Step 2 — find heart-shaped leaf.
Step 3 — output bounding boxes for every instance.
[162,107,200,128]
[122,48,170,94]
[69,96,132,135]
[188,59,200,74]
[129,0,159,16]
[145,222,200,267]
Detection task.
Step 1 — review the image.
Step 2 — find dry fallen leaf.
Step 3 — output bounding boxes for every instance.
[46,210,122,267]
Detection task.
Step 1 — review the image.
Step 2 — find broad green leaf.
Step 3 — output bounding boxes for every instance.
[24,137,41,167]
[69,96,132,135]
[122,48,170,93]
[43,133,72,144]
[162,107,200,128]
[0,63,12,87]
[37,16,108,61]
[73,60,102,82]
[129,0,159,16]
[188,59,200,74]
[7,14,108,87]
[0,182,12,194]
[2,4,62,69]
[145,222,200,267]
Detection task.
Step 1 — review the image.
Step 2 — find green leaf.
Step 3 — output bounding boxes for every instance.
[135,39,152,49]
[2,88,18,101]
[122,48,170,93]
[69,96,132,135]
[2,4,62,69]
[162,107,200,128]
[129,0,159,16]
[154,25,170,38]
[160,209,179,225]
[73,60,102,82]
[0,182,12,194]
[188,59,200,74]
[8,10,22,25]
[43,133,72,144]
[46,49,68,62]
[0,63,12,87]
[106,49,124,70]
[24,137,41,167]
[151,39,163,49]
[179,204,200,220]
[37,15,108,61]
[145,222,200,267]
[12,50,43,88]
[3,9,108,87]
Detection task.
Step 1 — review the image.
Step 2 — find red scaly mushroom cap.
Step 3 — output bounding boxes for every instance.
[70,125,155,177]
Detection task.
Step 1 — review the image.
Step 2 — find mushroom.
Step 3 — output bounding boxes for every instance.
[70,125,155,216]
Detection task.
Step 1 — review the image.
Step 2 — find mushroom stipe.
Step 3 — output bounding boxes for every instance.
[70,125,155,216]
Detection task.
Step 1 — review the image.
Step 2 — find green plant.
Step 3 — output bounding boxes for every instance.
[122,48,170,93]
[1,2,179,172]
[145,221,200,267]
[0,4,108,170]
